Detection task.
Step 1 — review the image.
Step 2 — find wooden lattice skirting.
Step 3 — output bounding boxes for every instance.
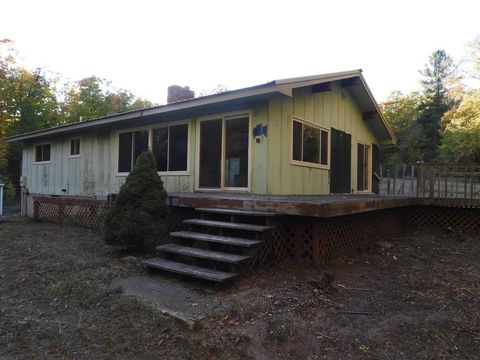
[33,196,113,229]
[31,196,480,269]
[253,208,403,268]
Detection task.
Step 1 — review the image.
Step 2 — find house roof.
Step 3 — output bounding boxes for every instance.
[5,69,395,144]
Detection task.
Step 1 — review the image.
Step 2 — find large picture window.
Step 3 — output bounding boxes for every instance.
[152,123,188,172]
[118,130,149,173]
[291,117,329,167]
[34,144,51,163]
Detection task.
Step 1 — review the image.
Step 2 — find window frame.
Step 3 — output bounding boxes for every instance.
[290,116,330,170]
[356,141,372,193]
[115,121,190,177]
[194,110,252,192]
[152,121,190,176]
[33,143,52,164]
[69,138,81,158]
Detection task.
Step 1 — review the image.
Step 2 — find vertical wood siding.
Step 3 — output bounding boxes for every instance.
[22,85,378,197]
[267,83,378,195]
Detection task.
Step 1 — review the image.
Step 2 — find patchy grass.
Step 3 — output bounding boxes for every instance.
[1,217,479,359]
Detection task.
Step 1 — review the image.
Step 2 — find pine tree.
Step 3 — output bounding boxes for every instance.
[103,151,168,250]
[415,50,456,162]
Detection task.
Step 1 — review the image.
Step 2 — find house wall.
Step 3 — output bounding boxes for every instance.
[23,129,113,197]
[21,106,269,197]
[21,84,379,197]
[266,83,378,195]
[22,120,198,197]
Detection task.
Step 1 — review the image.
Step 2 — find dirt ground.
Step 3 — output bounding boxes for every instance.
[1,214,479,359]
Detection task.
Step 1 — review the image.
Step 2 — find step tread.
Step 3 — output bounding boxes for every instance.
[195,207,276,217]
[142,258,237,282]
[170,231,262,247]
[184,219,273,232]
[156,243,251,264]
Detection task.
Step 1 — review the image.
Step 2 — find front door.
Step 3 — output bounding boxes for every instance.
[330,128,352,193]
[198,116,249,190]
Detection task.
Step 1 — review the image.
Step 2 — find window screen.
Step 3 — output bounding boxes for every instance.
[168,124,188,171]
[35,144,51,162]
[292,121,303,161]
[292,119,329,166]
[118,132,133,172]
[133,130,149,166]
[70,139,80,156]
[152,124,188,172]
[153,128,168,172]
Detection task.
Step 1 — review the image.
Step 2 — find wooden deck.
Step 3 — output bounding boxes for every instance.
[168,193,417,217]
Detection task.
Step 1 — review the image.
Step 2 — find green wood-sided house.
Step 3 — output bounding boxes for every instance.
[6,69,400,282]
[7,69,395,206]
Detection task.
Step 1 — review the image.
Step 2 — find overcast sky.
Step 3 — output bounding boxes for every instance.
[1,0,479,104]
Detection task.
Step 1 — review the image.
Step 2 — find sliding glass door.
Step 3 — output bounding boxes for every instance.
[198,115,249,190]
[199,119,222,189]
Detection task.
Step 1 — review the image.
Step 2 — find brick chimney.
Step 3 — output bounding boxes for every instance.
[167,85,194,104]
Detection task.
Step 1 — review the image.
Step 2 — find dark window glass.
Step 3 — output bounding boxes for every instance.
[292,119,329,166]
[292,121,302,161]
[133,130,149,166]
[35,145,42,162]
[168,124,188,171]
[225,117,249,187]
[302,125,320,163]
[35,144,51,162]
[152,128,168,172]
[199,119,222,188]
[357,143,365,191]
[43,144,51,161]
[118,132,133,172]
[70,139,80,155]
[320,130,328,165]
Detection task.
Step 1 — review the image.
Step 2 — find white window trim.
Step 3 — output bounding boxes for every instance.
[290,115,330,170]
[195,110,252,192]
[355,141,372,194]
[69,138,81,158]
[115,121,191,177]
[33,143,52,164]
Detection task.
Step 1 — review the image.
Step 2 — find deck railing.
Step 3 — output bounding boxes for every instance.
[380,163,480,202]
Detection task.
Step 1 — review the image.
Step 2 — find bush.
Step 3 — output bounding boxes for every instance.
[3,182,16,203]
[103,151,168,250]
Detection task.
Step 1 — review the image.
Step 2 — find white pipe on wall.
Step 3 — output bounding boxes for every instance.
[0,183,4,216]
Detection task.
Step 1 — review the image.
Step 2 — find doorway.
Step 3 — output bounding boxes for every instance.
[197,115,250,191]
[357,142,371,192]
[330,128,352,193]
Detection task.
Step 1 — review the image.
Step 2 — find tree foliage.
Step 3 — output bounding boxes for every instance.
[103,151,167,250]
[0,40,154,187]
[61,76,153,123]
[440,90,480,162]
[382,49,462,165]
[381,91,421,166]
[414,50,456,161]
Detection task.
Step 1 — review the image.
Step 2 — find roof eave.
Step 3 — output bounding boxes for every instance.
[5,84,284,143]
[357,74,396,144]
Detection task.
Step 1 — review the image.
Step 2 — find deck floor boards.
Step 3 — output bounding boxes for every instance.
[169,193,417,217]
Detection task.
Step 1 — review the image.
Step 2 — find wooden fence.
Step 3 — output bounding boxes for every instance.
[380,163,480,205]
